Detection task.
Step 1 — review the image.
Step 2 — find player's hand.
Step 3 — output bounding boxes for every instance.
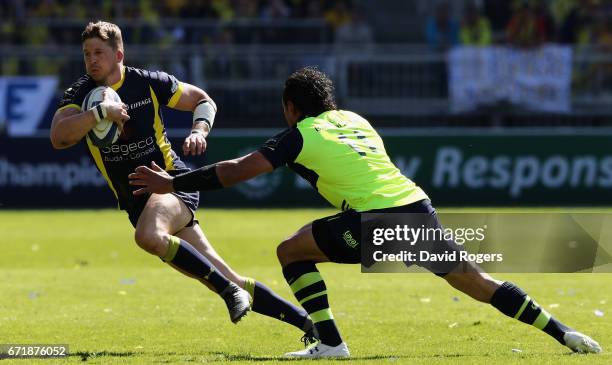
[101,89,130,131]
[128,161,174,196]
[183,131,207,156]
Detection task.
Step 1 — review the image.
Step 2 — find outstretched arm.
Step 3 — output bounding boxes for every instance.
[128,151,274,195]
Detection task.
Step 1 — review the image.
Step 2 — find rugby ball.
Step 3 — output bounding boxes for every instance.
[82,86,121,147]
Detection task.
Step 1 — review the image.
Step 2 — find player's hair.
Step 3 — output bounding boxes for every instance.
[283,66,337,117]
[81,21,124,52]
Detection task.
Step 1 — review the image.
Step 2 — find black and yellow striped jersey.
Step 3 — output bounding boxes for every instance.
[57,66,189,211]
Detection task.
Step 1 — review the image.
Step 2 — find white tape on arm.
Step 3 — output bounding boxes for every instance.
[91,104,107,122]
[193,99,217,130]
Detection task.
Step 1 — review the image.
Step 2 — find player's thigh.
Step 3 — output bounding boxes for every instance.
[310,209,362,265]
[135,193,192,238]
[278,209,362,265]
[175,223,246,286]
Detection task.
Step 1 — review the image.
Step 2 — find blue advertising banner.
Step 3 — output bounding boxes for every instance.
[0,77,59,136]
[1,131,612,208]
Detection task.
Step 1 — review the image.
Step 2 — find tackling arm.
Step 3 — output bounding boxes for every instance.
[216,151,274,187]
[128,151,274,195]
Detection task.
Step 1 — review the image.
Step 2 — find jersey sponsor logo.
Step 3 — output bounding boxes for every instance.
[101,136,156,162]
[342,230,358,249]
[128,98,152,110]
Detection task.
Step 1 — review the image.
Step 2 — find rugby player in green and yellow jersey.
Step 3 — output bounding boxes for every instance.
[129,67,602,358]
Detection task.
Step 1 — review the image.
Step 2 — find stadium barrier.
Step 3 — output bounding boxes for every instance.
[2,129,611,208]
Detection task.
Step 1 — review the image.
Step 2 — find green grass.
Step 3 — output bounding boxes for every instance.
[0,209,610,364]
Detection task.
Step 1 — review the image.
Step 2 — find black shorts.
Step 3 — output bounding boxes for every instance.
[311,199,461,275]
[126,169,199,228]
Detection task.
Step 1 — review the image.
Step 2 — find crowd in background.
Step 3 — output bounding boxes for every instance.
[423,0,612,99]
[0,0,368,45]
[426,0,612,49]
[1,0,610,83]
[1,0,610,48]
[0,0,611,134]
[0,0,372,80]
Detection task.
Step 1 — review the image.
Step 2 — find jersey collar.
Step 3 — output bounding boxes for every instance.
[110,66,125,91]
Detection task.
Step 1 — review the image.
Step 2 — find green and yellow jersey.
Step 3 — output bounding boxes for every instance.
[259,110,428,212]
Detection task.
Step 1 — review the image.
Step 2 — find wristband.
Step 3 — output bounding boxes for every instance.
[92,103,107,122]
[173,164,223,192]
[193,99,217,130]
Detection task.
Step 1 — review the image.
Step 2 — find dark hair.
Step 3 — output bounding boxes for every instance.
[81,21,124,51]
[283,67,337,117]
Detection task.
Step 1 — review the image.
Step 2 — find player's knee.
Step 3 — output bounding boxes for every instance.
[134,228,166,256]
[276,239,294,265]
[276,241,287,261]
[476,276,502,303]
[445,272,500,303]
[466,272,502,302]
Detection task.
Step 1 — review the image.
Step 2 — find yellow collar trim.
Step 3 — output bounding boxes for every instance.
[110,66,125,91]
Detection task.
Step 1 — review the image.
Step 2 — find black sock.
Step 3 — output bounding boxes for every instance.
[163,236,230,293]
[282,261,343,346]
[243,278,310,331]
[490,281,572,344]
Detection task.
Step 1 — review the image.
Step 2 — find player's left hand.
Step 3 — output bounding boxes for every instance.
[183,131,207,156]
[128,161,174,195]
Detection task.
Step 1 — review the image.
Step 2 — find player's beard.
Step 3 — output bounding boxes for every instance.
[88,67,110,85]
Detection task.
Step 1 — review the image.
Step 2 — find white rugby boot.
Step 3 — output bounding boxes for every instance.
[284,342,350,358]
[563,331,602,353]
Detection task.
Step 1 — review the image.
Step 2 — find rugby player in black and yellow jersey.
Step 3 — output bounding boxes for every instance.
[129,67,602,358]
[50,21,317,341]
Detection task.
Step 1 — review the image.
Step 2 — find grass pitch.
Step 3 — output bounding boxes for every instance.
[1,209,611,364]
